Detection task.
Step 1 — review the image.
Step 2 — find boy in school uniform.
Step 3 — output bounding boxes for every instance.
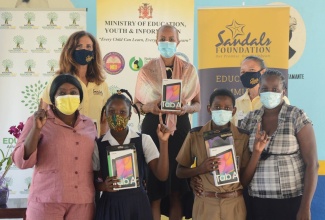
[176,89,268,220]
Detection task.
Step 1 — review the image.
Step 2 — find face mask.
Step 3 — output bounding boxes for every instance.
[211,110,233,126]
[55,95,80,115]
[240,71,261,88]
[73,49,94,65]
[158,42,177,58]
[107,114,129,132]
[260,92,282,109]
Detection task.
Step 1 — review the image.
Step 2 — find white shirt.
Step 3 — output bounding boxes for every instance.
[93,127,160,170]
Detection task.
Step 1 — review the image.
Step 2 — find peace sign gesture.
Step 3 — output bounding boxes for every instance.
[157,113,171,142]
[33,99,47,130]
[253,123,269,153]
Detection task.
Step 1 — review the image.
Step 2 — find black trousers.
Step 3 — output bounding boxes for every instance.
[250,195,302,220]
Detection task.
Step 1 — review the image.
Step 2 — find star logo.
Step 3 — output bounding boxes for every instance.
[226,20,245,39]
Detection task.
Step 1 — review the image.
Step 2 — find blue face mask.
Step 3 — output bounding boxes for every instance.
[260,92,282,109]
[211,110,233,126]
[158,42,177,58]
[73,49,94,65]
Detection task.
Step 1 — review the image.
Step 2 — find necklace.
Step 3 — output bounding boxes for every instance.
[166,67,173,79]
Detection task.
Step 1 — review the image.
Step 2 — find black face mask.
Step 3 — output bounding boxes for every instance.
[240,71,261,88]
[73,49,94,65]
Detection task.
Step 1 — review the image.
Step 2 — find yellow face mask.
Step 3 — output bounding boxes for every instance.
[55,95,80,115]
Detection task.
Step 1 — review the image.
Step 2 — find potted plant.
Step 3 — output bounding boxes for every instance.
[0,122,24,205]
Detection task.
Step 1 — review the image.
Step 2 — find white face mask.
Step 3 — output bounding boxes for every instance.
[260,92,282,109]
[211,110,233,126]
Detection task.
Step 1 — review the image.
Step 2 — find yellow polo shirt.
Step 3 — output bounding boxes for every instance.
[233,89,290,126]
[42,75,110,136]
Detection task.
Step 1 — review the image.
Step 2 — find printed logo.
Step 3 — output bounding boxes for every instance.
[1,12,12,25]
[20,59,38,77]
[20,177,32,194]
[25,12,35,25]
[43,12,61,29]
[215,20,271,56]
[103,52,125,75]
[14,35,24,49]
[129,57,143,71]
[138,3,153,19]
[21,80,48,113]
[31,35,50,53]
[1,59,16,77]
[48,12,58,25]
[226,20,245,39]
[9,36,28,53]
[20,12,38,29]
[44,59,58,76]
[65,12,83,29]
[0,12,15,29]
[268,2,306,68]
[54,35,68,53]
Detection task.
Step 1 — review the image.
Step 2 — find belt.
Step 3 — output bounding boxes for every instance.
[203,189,243,199]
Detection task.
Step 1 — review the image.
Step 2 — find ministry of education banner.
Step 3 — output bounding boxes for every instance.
[97,0,194,130]
[198,6,289,124]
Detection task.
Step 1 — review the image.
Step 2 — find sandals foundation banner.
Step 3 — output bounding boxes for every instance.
[97,0,194,131]
[197,6,289,124]
[0,8,86,198]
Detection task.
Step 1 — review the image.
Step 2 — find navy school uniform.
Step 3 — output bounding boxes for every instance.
[95,134,153,220]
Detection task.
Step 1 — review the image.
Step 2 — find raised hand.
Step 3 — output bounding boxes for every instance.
[197,156,220,175]
[157,113,171,142]
[253,123,269,153]
[33,99,47,130]
[103,176,121,192]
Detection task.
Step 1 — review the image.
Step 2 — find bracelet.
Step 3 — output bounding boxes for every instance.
[140,103,146,115]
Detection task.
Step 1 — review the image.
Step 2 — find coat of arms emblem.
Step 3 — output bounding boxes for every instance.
[138,3,153,19]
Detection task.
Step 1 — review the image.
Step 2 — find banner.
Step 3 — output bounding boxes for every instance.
[97,0,194,130]
[197,6,289,124]
[0,8,86,198]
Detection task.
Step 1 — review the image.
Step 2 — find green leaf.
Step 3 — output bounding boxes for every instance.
[0,149,4,159]
[26,93,30,96]
[21,100,25,103]
[26,86,29,88]
[25,104,28,106]
[30,85,33,88]
[22,91,25,94]
[24,96,28,98]
[30,89,33,92]
[29,107,32,109]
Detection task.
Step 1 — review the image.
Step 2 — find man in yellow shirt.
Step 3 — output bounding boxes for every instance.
[233,56,290,127]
